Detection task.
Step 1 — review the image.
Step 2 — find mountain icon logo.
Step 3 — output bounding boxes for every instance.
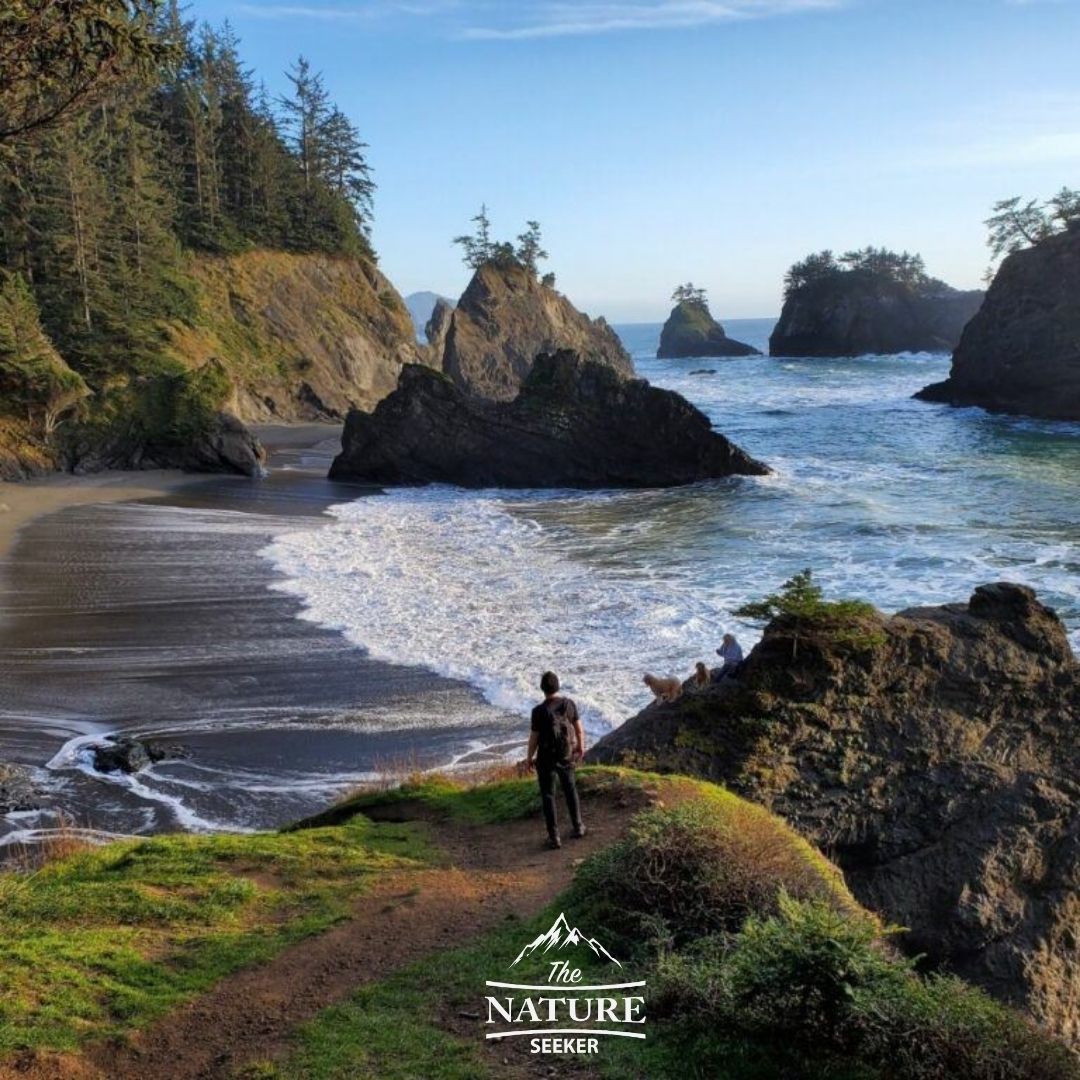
[509,912,622,969]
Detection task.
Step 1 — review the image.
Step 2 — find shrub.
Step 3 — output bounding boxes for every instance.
[649,894,1079,1080]
[570,799,852,952]
[726,893,905,1047]
[851,972,1079,1080]
[734,569,884,657]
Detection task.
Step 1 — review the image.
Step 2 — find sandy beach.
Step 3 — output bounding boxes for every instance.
[0,471,208,561]
[0,423,519,842]
[0,423,344,560]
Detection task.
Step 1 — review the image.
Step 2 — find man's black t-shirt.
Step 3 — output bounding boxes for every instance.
[531,696,579,765]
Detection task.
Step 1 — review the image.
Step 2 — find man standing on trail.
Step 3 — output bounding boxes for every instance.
[526,671,587,850]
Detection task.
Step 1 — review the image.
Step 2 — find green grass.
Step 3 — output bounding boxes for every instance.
[0,817,430,1054]
[3,767,1074,1080]
[293,764,658,831]
[260,772,1075,1080]
[253,900,877,1080]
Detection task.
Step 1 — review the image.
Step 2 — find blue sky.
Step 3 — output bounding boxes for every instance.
[192,0,1080,320]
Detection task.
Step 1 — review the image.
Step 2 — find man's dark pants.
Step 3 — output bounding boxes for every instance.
[536,758,582,838]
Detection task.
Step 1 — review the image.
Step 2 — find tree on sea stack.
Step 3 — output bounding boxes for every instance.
[515,220,548,277]
[984,187,1080,270]
[672,282,708,308]
[453,208,549,277]
[735,569,878,659]
[453,204,495,268]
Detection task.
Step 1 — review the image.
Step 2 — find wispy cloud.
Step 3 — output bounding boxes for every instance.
[459,0,845,41]
[236,1,459,22]
[234,0,843,35]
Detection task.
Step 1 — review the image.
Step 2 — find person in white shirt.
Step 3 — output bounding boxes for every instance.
[716,633,744,678]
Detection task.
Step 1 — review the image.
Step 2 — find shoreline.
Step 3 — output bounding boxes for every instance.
[0,426,521,841]
[0,470,209,561]
[0,423,344,561]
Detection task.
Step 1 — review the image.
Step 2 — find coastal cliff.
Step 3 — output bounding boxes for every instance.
[169,251,424,422]
[1,251,423,479]
[770,250,983,357]
[916,224,1080,420]
[658,300,760,358]
[441,262,633,400]
[589,582,1080,1046]
[330,349,769,487]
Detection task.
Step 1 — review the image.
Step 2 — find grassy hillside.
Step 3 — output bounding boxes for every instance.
[0,768,1073,1079]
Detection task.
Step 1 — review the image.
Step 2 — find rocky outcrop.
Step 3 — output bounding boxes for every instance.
[424,297,454,357]
[658,301,760,358]
[92,738,188,775]
[330,349,769,488]
[589,583,1080,1045]
[169,251,425,421]
[405,291,454,339]
[0,763,41,813]
[440,263,633,400]
[771,277,983,357]
[916,225,1080,420]
[65,408,265,478]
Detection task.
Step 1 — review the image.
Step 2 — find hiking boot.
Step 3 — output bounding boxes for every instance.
[546,833,562,850]
[572,824,588,839]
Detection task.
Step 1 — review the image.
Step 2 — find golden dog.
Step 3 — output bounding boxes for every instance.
[643,673,682,703]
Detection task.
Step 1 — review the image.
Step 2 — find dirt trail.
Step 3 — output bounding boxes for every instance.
[2,789,635,1080]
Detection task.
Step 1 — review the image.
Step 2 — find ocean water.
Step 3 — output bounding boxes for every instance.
[263,319,1080,737]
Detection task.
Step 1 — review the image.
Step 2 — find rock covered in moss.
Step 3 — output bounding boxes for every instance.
[658,300,760,358]
[330,349,769,488]
[590,582,1080,1046]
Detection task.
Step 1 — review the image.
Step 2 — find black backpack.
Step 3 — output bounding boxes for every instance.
[545,698,576,762]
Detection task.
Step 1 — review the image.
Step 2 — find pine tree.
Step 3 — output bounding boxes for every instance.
[0,270,89,435]
[515,221,548,277]
[0,0,171,143]
[454,205,494,268]
[323,106,375,234]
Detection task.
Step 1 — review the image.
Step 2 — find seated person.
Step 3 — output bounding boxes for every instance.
[716,633,744,678]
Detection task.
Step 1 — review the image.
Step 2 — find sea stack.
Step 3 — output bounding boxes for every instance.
[589,582,1080,1046]
[916,223,1080,420]
[440,262,633,400]
[658,299,760,359]
[770,248,983,357]
[330,349,769,488]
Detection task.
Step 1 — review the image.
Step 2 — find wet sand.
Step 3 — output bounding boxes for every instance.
[0,426,522,843]
[0,423,345,560]
[0,471,207,560]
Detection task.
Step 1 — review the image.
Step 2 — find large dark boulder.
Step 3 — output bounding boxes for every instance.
[66,409,266,477]
[916,224,1080,420]
[589,582,1080,1046]
[440,262,633,400]
[92,737,188,774]
[330,349,769,488]
[658,300,760,358]
[771,276,983,357]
